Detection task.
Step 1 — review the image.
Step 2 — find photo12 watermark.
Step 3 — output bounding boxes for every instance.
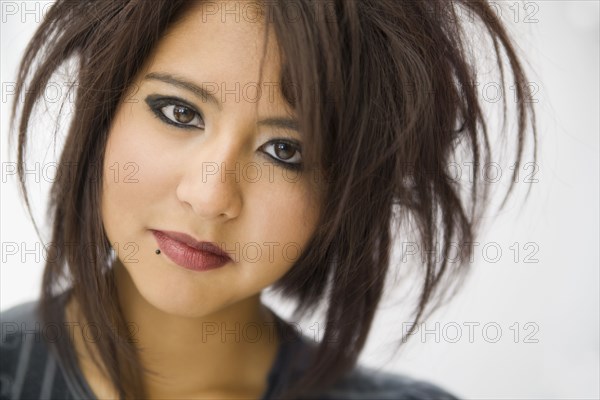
[402,321,541,344]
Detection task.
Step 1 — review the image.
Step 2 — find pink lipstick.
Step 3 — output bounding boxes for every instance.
[151,229,232,271]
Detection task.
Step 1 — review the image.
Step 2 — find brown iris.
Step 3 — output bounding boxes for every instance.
[274,142,295,160]
[173,105,195,124]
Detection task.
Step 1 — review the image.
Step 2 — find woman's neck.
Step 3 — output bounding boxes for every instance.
[67,261,281,399]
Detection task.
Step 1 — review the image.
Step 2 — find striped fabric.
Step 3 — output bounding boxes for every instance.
[1,299,459,400]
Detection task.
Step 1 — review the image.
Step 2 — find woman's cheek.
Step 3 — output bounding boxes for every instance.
[249,185,317,267]
[101,105,163,242]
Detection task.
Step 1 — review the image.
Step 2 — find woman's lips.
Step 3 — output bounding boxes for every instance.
[151,229,232,271]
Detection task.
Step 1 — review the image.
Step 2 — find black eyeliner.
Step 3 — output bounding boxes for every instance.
[268,155,304,171]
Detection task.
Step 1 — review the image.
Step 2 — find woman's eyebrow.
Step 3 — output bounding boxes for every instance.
[258,117,299,133]
[144,72,223,111]
[144,71,300,134]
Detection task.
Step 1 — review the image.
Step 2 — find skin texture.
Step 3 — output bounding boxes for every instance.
[67,1,324,398]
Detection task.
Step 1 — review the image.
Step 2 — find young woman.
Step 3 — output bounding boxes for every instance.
[1,0,537,399]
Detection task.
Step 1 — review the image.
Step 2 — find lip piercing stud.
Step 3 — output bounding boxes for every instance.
[155,249,161,255]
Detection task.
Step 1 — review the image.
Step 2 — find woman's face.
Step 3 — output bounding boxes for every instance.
[101,2,322,318]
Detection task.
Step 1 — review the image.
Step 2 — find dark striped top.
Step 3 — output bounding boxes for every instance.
[0,296,459,400]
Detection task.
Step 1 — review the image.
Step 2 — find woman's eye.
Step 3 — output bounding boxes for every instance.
[145,96,205,129]
[261,140,303,170]
[159,104,204,128]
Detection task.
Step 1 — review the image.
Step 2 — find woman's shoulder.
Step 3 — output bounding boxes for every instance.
[319,363,460,400]
[0,293,69,339]
[0,298,41,341]
[0,297,39,318]
[1,298,46,397]
[272,325,459,400]
[268,312,460,400]
[1,296,77,400]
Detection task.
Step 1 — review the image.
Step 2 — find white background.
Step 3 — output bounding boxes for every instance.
[1,1,599,399]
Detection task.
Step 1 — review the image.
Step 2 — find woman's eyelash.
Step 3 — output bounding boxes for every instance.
[145,95,205,129]
[145,95,303,170]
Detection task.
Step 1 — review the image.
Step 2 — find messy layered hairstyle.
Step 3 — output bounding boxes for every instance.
[10,0,537,398]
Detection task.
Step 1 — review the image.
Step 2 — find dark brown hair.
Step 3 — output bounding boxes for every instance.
[10,0,537,398]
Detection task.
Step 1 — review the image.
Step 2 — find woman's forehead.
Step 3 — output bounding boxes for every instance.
[141,1,287,112]
[163,1,280,75]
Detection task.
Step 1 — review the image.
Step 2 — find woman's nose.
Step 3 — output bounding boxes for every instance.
[175,142,243,221]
